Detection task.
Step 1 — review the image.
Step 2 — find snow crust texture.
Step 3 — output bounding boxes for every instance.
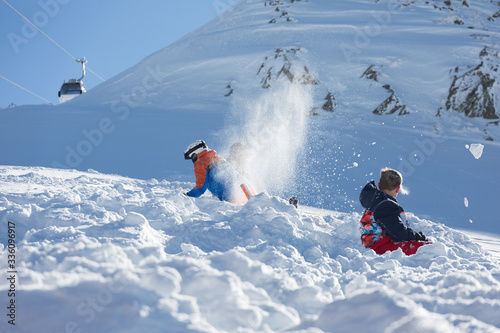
[1,166,499,333]
[1,0,499,232]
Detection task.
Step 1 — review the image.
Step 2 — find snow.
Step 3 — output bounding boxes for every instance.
[460,229,500,263]
[225,83,312,193]
[1,0,498,234]
[467,143,485,159]
[1,0,500,331]
[1,166,499,333]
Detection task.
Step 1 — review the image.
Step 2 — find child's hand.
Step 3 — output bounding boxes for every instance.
[416,232,428,242]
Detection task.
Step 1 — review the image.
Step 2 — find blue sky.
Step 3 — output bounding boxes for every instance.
[0,0,235,107]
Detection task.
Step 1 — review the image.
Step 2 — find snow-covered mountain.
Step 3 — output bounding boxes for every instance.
[80,0,500,120]
[1,0,499,232]
[1,0,500,332]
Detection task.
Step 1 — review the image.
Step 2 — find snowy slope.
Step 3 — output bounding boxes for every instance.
[0,166,499,333]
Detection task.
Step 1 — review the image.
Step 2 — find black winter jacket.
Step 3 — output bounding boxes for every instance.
[359,181,418,242]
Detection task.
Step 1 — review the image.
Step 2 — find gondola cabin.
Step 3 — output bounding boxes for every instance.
[58,79,86,103]
[58,58,87,104]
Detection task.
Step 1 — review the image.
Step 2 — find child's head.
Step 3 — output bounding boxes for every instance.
[229,142,247,160]
[379,168,402,191]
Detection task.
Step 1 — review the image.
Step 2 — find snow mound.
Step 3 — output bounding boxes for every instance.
[1,166,499,332]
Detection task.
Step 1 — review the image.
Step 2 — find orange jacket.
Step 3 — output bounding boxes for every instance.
[188,149,254,204]
[193,150,222,189]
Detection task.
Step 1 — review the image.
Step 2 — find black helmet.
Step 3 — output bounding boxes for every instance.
[184,140,208,160]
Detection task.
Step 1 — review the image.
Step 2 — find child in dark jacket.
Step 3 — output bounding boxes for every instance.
[359,168,429,255]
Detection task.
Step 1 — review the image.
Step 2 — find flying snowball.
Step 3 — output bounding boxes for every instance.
[467,143,484,159]
[464,197,469,208]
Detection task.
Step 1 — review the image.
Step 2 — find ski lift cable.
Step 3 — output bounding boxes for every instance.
[0,74,51,104]
[2,0,105,82]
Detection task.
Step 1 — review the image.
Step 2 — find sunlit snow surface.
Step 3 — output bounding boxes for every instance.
[1,166,499,333]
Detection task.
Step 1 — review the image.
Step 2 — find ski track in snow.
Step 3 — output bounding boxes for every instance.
[0,166,499,333]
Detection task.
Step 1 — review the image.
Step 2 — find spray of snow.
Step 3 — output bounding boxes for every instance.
[226,83,312,195]
[399,184,410,195]
[466,143,484,159]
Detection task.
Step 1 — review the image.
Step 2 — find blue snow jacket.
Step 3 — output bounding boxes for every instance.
[359,181,418,243]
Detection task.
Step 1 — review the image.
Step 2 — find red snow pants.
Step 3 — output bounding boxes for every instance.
[370,235,429,256]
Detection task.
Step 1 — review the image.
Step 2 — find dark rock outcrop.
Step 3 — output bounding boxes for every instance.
[445,47,499,119]
[373,85,410,116]
[258,48,319,89]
